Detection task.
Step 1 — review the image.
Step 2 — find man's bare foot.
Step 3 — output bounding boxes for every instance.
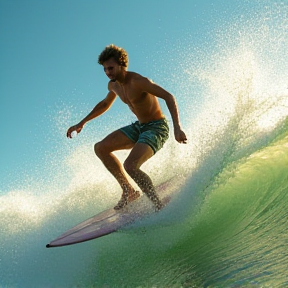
[114,190,141,210]
[145,191,164,211]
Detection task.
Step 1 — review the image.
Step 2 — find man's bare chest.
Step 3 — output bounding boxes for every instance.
[114,85,146,105]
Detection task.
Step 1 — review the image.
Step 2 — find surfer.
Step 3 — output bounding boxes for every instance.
[67,44,187,211]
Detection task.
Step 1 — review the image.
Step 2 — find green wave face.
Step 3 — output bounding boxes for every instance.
[88,125,288,288]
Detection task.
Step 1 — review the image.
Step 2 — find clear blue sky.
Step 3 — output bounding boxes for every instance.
[0,0,258,191]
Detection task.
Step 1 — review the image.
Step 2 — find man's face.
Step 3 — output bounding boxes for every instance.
[103,58,121,82]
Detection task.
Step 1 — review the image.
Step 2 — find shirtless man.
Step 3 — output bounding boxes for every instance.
[67,44,187,210]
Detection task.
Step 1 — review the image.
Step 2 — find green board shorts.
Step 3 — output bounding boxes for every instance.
[120,118,169,154]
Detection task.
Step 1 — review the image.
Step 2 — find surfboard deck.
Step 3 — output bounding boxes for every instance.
[46,178,181,248]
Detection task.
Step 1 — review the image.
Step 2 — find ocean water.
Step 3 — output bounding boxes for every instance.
[1,3,288,288]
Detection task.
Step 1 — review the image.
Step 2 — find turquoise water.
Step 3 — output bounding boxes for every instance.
[1,3,288,288]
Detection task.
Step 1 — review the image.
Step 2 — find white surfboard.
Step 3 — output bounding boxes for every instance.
[46,178,182,248]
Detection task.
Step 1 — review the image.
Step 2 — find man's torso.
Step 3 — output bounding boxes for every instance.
[109,72,164,123]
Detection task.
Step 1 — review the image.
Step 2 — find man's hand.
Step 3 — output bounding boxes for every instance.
[66,123,84,138]
[174,127,187,144]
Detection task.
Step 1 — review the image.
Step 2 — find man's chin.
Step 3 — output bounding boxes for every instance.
[111,79,116,82]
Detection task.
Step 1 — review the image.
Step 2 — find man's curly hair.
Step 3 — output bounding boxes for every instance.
[98,44,128,68]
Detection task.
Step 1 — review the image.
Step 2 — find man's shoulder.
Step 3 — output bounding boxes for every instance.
[129,71,144,79]
[129,72,151,85]
[107,80,115,89]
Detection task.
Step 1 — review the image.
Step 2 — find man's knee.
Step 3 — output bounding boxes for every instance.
[94,141,105,158]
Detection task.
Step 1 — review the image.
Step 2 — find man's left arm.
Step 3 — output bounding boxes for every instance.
[140,78,187,144]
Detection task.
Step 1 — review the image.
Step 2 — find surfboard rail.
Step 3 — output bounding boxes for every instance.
[46,177,183,248]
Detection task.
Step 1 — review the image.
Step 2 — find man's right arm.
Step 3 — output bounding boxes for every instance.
[67,90,117,138]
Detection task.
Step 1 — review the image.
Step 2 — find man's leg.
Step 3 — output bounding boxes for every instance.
[94,130,140,208]
[123,143,163,210]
